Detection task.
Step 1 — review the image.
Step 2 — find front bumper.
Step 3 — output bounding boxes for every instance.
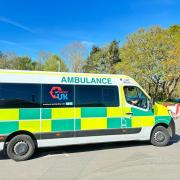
[169,119,176,137]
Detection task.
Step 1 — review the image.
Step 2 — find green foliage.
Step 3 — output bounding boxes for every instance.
[0,24,179,100]
[12,56,34,70]
[0,52,68,72]
[107,40,121,65]
[43,54,68,72]
[0,53,7,69]
[31,61,43,71]
[83,46,104,73]
[169,25,180,39]
[114,26,180,100]
[83,40,121,74]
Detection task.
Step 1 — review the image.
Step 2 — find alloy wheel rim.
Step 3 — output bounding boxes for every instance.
[13,141,29,156]
[154,131,165,142]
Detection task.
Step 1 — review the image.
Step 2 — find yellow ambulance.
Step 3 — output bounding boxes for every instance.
[0,70,175,161]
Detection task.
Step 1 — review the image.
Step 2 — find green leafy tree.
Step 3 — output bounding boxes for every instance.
[114,26,180,100]
[37,51,52,71]
[83,40,121,73]
[83,46,102,73]
[0,52,16,69]
[31,61,43,71]
[106,40,121,72]
[11,56,34,70]
[43,54,68,72]
[166,25,180,98]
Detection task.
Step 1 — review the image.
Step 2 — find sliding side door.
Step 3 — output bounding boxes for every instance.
[41,84,76,140]
[74,85,122,138]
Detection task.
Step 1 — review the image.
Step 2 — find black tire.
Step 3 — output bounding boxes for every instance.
[151,126,170,147]
[7,135,35,161]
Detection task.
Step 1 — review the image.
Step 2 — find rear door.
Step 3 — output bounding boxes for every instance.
[0,83,41,136]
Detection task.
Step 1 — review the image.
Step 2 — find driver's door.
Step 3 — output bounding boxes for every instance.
[123,86,154,130]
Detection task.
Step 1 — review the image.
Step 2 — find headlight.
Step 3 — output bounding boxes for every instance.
[168,110,174,118]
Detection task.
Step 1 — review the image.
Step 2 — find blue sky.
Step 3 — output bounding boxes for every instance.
[0,0,179,60]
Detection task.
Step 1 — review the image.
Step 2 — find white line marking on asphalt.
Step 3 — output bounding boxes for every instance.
[41,152,70,159]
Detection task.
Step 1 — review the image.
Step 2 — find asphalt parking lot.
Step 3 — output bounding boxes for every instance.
[1,118,180,180]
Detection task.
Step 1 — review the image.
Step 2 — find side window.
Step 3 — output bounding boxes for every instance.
[0,83,41,108]
[102,87,119,107]
[124,86,148,109]
[42,84,74,107]
[75,85,119,107]
[75,85,102,107]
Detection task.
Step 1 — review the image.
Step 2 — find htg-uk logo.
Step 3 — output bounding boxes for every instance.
[49,86,68,101]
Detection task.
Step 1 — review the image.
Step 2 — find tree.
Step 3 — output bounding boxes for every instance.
[83,40,121,74]
[106,40,121,72]
[114,26,180,100]
[83,46,102,73]
[169,25,180,39]
[0,51,3,59]
[164,25,180,98]
[0,52,16,69]
[31,61,42,71]
[61,41,86,72]
[36,51,53,71]
[11,56,34,70]
[0,51,68,72]
[0,52,7,69]
[83,46,109,73]
[43,54,68,72]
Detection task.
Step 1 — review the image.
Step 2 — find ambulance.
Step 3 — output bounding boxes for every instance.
[0,70,175,161]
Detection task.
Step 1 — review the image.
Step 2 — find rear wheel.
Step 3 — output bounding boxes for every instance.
[7,135,35,161]
[151,126,170,147]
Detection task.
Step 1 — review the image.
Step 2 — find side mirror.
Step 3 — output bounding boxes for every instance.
[149,98,154,109]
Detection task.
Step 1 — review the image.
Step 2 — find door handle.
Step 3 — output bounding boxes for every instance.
[126,112,133,115]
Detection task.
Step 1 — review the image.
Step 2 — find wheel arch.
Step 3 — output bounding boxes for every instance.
[151,122,173,138]
[4,130,38,149]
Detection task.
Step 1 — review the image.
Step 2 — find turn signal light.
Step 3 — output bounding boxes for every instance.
[0,136,4,140]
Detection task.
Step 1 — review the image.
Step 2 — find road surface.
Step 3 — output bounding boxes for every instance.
[0,118,180,180]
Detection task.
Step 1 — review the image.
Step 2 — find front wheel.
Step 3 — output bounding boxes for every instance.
[7,135,35,161]
[151,126,170,147]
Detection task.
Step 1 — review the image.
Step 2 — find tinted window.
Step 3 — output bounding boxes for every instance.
[0,83,41,108]
[42,84,74,107]
[0,83,119,108]
[75,85,119,107]
[124,86,148,109]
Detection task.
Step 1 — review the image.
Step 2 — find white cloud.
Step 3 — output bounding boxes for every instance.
[0,17,34,33]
